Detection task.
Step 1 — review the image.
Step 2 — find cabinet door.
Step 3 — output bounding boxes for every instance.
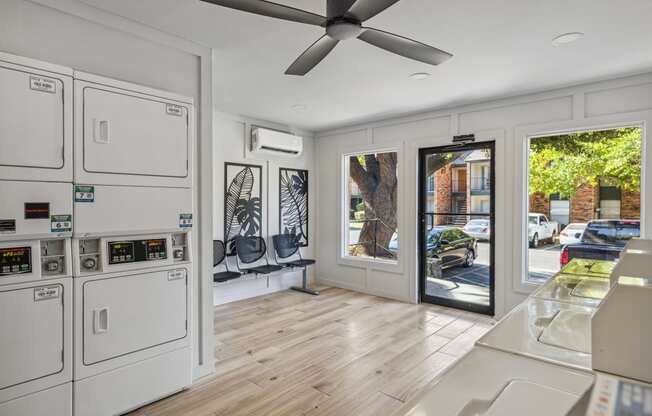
[82,87,189,178]
[0,66,64,170]
[0,284,63,389]
[83,269,187,365]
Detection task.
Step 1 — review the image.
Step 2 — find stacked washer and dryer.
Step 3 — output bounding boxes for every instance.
[0,52,195,416]
[0,52,74,416]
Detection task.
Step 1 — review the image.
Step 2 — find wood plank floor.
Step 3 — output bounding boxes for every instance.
[129,287,494,416]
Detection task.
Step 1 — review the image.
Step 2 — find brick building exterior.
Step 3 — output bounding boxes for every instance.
[431,150,491,225]
[528,184,640,226]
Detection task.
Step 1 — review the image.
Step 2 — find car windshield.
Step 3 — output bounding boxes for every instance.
[467,220,488,226]
[581,221,640,246]
[427,229,442,244]
[528,216,538,225]
[565,224,585,230]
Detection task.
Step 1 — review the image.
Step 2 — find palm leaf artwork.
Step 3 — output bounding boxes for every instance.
[224,164,263,253]
[279,168,308,246]
[235,197,262,237]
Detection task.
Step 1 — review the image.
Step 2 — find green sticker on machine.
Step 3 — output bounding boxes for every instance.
[75,185,95,203]
[179,213,193,228]
[51,215,72,233]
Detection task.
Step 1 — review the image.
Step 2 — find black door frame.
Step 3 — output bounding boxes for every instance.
[418,141,496,315]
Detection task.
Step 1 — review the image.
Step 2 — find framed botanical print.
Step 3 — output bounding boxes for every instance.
[279,167,308,247]
[224,162,263,253]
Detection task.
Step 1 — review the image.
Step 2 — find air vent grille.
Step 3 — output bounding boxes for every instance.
[260,146,300,155]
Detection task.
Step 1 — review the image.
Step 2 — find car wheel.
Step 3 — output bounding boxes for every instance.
[532,233,539,248]
[463,250,475,267]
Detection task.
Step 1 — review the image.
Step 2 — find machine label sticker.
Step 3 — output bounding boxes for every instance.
[168,269,186,281]
[166,104,183,116]
[51,215,72,233]
[29,76,57,93]
[75,185,95,203]
[179,213,193,228]
[34,285,60,301]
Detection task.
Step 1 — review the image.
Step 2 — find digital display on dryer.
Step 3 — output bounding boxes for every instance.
[108,239,167,264]
[108,241,135,264]
[0,247,32,276]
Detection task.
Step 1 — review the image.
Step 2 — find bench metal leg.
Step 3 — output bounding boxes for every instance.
[291,267,319,296]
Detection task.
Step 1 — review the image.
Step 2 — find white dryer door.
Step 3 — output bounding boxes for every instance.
[82,269,187,365]
[82,87,189,178]
[0,284,64,390]
[0,66,64,170]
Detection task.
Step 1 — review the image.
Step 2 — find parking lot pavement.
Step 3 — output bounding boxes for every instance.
[441,264,490,287]
[528,242,561,281]
[441,241,561,287]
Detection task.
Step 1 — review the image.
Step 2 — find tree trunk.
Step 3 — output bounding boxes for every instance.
[350,153,398,258]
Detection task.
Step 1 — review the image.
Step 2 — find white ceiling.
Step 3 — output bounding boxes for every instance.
[80,0,652,132]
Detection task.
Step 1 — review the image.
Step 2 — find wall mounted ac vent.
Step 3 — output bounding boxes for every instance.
[251,127,303,158]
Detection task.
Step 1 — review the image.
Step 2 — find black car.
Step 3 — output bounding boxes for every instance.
[426,226,477,269]
[560,219,640,266]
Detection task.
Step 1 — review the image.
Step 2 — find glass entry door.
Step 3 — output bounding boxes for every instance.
[418,141,495,315]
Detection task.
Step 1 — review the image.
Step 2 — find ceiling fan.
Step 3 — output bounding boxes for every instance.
[200,0,453,75]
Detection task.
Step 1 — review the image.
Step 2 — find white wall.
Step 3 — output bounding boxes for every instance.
[0,0,214,380]
[212,110,316,304]
[315,72,652,318]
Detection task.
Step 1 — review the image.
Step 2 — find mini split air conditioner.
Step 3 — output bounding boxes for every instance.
[251,127,303,157]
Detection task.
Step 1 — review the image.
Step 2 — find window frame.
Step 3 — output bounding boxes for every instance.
[515,120,646,293]
[338,144,403,272]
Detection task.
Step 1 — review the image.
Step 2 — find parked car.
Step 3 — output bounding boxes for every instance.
[426,226,477,269]
[559,223,587,245]
[528,213,559,248]
[560,220,640,266]
[463,219,490,241]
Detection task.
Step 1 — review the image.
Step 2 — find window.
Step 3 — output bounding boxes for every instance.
[344,151,398,262]
[527,127,642,283]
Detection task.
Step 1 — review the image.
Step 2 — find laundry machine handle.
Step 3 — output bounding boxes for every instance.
[93,307,110,334]
[93,118,110,144]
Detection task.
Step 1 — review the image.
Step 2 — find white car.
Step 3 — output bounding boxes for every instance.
[463,219,490,241]
[528,213,559,248]
[559,223,587,245]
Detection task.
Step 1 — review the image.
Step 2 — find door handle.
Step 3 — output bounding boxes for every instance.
[93,119,110,144]
[93,307,109,334]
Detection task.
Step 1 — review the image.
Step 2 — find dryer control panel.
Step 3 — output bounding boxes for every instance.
[77,233,189,275]
[108,238,167,264]
[0,239,68,282]
[0,246,31,276]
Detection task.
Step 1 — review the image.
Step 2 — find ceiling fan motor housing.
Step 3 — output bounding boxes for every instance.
[326,18,362,41]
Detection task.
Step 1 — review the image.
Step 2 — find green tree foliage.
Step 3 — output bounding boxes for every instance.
[529,128,641,198]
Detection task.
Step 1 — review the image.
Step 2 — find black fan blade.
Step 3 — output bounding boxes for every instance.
[348,0,400,21]
[327,0,357,17]
[200,0,327,26]
[285,35,339,76]
[358,28,453,66]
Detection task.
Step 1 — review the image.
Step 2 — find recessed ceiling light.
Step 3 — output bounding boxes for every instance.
[552,32,584,46]
[291,104,307,111]
[410,72,431,80]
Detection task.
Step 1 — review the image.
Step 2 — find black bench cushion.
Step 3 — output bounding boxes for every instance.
[246,264,284,275]
[287,259,316,267]
[213,271,242,283]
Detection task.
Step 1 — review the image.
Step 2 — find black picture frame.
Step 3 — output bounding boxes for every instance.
[224,162,264,254]
[279,167,309,247]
